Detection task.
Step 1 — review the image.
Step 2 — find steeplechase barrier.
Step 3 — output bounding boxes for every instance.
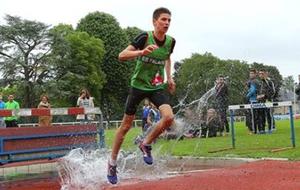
[0,107,104,164]
[228,101,295,150]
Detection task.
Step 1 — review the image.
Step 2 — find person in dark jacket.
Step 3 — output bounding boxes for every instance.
[265,71,276,132]
[257,69,275,133]
[214,75,229,135]
[296,75,300,101]
[245,69,260,134]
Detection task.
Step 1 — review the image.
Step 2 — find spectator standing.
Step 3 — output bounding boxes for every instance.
[295,75,300,113]
[149,102,161,124]
[76,89,94,123]
[265,71,276,132]
[0,95,6,128]
[245,69,260,134]
[214,75,229,135]
[257,69,274,134]
[38,95,52,127]
[141,99,151,133]
[4,95,20,128]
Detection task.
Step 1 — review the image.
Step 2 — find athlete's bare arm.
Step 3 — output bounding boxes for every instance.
[165,57,176,94]
[118,44,158,62]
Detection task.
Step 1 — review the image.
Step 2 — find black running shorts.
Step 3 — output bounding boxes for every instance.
[125,87,170,115]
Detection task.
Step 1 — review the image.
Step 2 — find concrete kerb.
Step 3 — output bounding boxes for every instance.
[0,161,57,178]
[0,156,289,178]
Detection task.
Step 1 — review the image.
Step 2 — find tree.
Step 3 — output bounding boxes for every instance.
[123,26,144,78]
[49,24,106,107]
[175,53,219,104]
[174,53,250,110]
[0,15,52,108]
[278,76,295,101]
[123,26,143,42]
[174,53,284,113]
[282,76,295,92]
[77,12,131,119]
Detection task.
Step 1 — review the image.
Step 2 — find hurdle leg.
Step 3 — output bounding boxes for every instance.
[289,105,296,148]
[230,110,236,149]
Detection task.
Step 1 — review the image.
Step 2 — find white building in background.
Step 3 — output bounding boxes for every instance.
[276,74,300,115]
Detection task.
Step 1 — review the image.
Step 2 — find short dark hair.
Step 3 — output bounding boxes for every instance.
[259,68,266,72]
[153,7,171,20]
[249,68,256,73]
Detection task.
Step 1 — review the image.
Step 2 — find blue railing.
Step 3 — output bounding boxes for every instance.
[0,107,105,165]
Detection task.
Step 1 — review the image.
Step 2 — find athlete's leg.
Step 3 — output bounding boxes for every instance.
[107,87,146,184]
[143,104,174,144]
[110,114,135,161]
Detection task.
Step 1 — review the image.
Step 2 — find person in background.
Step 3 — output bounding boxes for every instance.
[214,75,229,135]
[76,88,94,123]
[38,95,52,127]
[295,75,300,113]
[134,102,161,145]
[264,71,276,132]
[146,102,161,137]
[205,108,221,138]
[141,99,151,133]
[257,69,274,134]
[4,94,20,128]
[149,102,161,124]
[245,69,260,134]
[0,95,6,128]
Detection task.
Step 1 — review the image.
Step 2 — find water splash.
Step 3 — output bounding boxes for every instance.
[58,84,218,189]
[174,85,216,126]
[58,148,108,190]
[58,147,170,190]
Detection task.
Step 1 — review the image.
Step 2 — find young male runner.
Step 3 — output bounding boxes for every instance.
[107,7,176,184]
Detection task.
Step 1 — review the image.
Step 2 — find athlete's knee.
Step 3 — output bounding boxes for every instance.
[163,114,174,127]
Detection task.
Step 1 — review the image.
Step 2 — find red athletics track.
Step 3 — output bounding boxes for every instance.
[1,160,300,190]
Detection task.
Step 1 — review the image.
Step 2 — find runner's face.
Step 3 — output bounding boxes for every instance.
[153,13,171,33]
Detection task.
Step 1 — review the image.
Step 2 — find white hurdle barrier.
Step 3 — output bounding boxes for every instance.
[228,101,295,148]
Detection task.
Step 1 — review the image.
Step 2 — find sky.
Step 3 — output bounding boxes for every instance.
[1,0,299,81]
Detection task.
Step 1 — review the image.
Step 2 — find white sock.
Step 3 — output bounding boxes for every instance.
[142,142,151,146]
[109,158,117,166]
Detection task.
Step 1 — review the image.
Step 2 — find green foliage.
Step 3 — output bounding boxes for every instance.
[123,26,144,82]
[0,86,18,101]
[49,24,106,107]
[175,53,219,103]
[77,12,131,119]
[123,26,144,42]
[174,52,249,107]
[173,52,284,107]
[0,15,52,108]
[0,14,286,119]
[282,76,295,92]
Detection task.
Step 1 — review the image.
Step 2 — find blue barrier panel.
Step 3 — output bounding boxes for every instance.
[0,125,101,164]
